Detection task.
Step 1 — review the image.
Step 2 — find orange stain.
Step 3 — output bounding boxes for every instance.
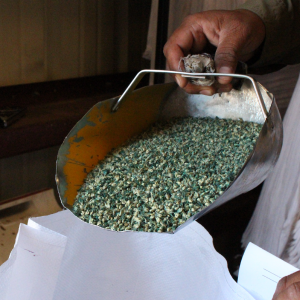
[61,83,175,207]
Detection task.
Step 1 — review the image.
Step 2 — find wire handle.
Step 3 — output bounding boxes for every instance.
[111,70,268,121]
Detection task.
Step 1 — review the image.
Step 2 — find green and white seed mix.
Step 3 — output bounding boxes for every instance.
[72,117,262,232]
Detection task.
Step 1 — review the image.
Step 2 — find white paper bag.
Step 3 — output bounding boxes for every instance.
[0,210,254,300]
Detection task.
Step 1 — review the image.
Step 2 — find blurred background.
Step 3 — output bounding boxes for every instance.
[0,0,151,201]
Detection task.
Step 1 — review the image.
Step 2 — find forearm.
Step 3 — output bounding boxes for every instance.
[239,0,300,68]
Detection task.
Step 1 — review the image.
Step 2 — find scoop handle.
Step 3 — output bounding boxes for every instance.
[111,70,268,121]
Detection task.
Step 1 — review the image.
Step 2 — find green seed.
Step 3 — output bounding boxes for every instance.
[72,116,262,232]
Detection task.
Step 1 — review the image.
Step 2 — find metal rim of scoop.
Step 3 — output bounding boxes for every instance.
[112,70,269,121]
[57,69,281,234]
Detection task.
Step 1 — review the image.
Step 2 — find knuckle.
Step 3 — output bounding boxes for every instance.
[183,14,197,24]
[182,12,204,28]
[216,51,237,63]
[278,276,288,290]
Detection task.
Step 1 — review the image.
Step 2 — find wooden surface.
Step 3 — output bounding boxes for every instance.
[0,72,150,201]
[0,0,151,86]
[0,72,150,159]
[0,146,60,201]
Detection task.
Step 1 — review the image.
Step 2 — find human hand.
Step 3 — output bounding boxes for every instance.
[272,271,300,300]
[163,9,265,95]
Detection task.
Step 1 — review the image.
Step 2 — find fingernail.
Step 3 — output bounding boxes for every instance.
[219,66,233,74]
[200,90,213,96]
[175,74,184,88]
[218,66,233,84]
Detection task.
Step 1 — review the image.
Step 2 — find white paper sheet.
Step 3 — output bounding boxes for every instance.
[0,210,255,300]
[0,223,67,300]
[238,242,299,300]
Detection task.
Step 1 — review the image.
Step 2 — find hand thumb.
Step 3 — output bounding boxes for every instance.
[214,42,239,84]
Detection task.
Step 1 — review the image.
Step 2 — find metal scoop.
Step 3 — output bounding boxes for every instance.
[56,70,282,233]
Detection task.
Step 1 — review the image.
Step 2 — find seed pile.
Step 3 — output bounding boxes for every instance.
[73,117,262,232]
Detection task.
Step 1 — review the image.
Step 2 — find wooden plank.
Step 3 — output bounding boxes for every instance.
[21,146,58,194]
[0,72,143,159]
[0,154,24,199]
[20,0,46,84]
[0,147,58,203]
[45,0,61,80]
[0,0,151,85]
[149,0,159,85]
[0,1,21,86]
[128,0,151,72]
[96,0,115,74]
[46,0,80,80]
[79,0,97,77]
[114,0,129,73]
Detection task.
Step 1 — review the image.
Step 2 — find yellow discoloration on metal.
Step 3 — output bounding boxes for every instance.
[63,83,175,206]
